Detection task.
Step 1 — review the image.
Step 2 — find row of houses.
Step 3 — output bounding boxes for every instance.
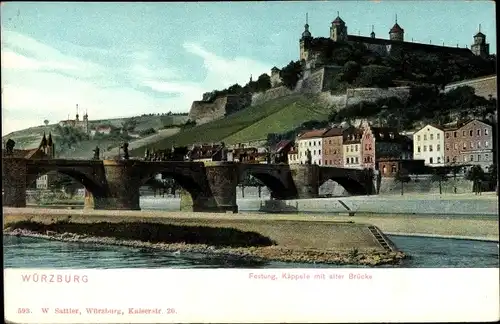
[285,119,495,176]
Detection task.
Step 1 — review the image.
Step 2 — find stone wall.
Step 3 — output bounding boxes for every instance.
[188,94,252,125]
[345,87,411,107]
[251,86,293,106]
[379,176,474,195]
[444,75,497,99]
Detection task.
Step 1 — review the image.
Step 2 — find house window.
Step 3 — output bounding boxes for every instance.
[355,145,358,152]
[470,142,473,149]
[382,166,387,174]
[350,145,354,151]
[309,142,311,146]
[424,134,427,140]
[477,129,480,136]
[470,155,474,162]
[446,144,449,150]
[463,143,466,149]
[477,141,481,148]
[330,160,333,165]
[464,156,467,162]
[437,133,440,140]
[365,144,368,150]
[446,133,450,138]
[346,146,350,152]
[429,145,433,152]
[469,130,473,136]
[430,134,434,140]
[368,144,372,150]
[477,155,481,161]
[437,144,440,151]
[346,158,349,164]
[452,157,456,162]
[324,160,328,165]
[318,150,321,155]
[313,150,316,155]
[417,135,421,141]
[485,153,489,160]
[453,131,457,137]
[462,131,466,136]
[430,157,433,164]
[485,141,489,147]
[437,157,441,163]
[446,156,450,163]
[485,129,489,135]
[423,146,427,152]
[417,146,421,152]
[355,157,359,163]
[391,165,397,173]
[329,140,332,144]
[454,143,458,150]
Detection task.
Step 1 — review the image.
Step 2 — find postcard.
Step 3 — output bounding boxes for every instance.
[2,1,499,323]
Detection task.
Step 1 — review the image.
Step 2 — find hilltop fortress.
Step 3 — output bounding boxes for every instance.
[189,14,491,125]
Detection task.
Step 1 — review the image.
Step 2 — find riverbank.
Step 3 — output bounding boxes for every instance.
[3,208,406,266]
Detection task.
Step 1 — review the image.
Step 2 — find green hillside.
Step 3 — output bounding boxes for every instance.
[3,114,188,158]
[129,94,334,156]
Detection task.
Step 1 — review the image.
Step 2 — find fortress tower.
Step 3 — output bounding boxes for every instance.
[300,13,313,61]
[471,24,490,58]
[389,15,404,41]
[330,12,348,42]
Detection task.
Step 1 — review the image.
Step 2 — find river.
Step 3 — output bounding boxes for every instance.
[3,234,498,269]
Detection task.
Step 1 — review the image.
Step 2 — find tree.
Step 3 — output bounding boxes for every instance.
[255,74,271,92]
[430,167,448,195]
[280,60,303,90]
[341,61,361,83]
[465,165,485,194]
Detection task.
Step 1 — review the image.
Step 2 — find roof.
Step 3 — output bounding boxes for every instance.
[415,123,444,133]
[369,127,404,142]
[273,140,292,153]
[332,16,345,24]
[2,148,43,159]
[389,23,404,33]
[297,129,328,140]
[322,127,343,137]
[347,35,473,55]
[474,32,486,38]
[271,66,280,72]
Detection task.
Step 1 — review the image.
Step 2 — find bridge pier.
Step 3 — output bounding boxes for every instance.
[205,163,239,213]
[2,158,28,208]
[290,164,320,199]
[101,160,141,210]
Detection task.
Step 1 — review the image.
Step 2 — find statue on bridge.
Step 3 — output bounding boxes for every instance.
[5,138,15,154]
[92,146,100,160]
[121,142,129,160]
[144,148,150,161]
[306,149,312,165]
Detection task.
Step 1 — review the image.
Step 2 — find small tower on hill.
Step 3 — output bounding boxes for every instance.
[389,15,404,41]
[330,12,348,42]
[75,104,80,122]
[471,24,489,58]
[300,13,313,61]
[370,25,375,38]
[83,109,90,136]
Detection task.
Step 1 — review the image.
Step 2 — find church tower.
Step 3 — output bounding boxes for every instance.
[389,15,404,41]
[300,13,313,61]
[330,12,348,42]
[471,24,489,58]
[75,104,80,122]
[83,109,90,136]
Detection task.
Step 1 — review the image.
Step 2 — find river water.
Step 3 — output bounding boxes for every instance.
[3,235,498,269]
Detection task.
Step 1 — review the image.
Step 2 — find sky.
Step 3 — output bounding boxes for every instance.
[1,1,496,136]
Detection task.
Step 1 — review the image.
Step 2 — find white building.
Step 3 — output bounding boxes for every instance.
[296,129,327,165]
[413,124,445,166]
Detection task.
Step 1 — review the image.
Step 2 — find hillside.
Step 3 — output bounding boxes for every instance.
[129,94,335,156]
[3,114,188,158]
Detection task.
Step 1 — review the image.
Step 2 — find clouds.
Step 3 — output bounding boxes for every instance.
[1,29,274,136]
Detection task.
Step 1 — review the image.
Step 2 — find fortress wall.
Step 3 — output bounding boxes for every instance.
[251,86,293,106]
[444,75,497,99]
[345,87,411,107]
[189,94,252,125]
[188,97,228,125]
[298,68,324,94]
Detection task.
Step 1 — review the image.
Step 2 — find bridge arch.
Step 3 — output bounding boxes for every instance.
[28,167,106,197]
[139,169,209,207]
[238,167,295,200]
[319,176,369,196]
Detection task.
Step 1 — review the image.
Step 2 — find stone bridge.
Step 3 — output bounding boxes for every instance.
[2,158,375,212]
